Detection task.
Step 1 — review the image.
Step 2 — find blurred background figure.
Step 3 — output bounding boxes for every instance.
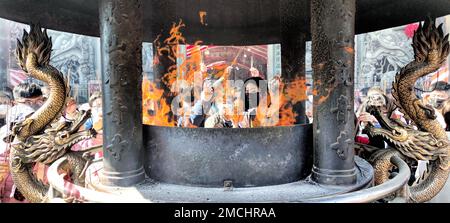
[356,86,399,149]
[421,81,450,128]
[0,86,13,127]
[0,82,45,203]
[239,76,269,128]
[84,92,102,131]
[441,99,450,132]
[72,91,103,159]
[249,67,265,79]
[40,85,50,101]
[63,97,79,121]
[7,83,44,127]
[204,102,235,128]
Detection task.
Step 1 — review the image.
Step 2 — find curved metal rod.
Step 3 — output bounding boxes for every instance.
[48,155,409,203]
[303,156,410,203]
[47,156,149,203]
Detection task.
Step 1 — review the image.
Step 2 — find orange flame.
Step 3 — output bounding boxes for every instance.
[285,77,308,104]
[143,20,204,127]
[143,20,308,127]
[142,78,175,126]
[254,76,308,126]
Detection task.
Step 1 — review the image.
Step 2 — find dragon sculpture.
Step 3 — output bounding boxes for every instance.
[364,19,450,202]
[8,24,94,203]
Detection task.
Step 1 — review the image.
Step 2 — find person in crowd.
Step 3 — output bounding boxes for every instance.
[204,75,272,128]
[304,82,314,122]
[356,86,399,149]
[440,99,450,132]
[423,81,450,108]
[72,92,103,158]
[204,102,235,128]
[1,87,17,199]
[178,73,226,127]
[0,82,45,203]
[62,97,80,121]
[83,92,102,131]
[0,87,13,127]
[238,76,270,128]
[7,83,44,124]
[421,81,450,128]
[174,80,195,127]
[249,67,265,79]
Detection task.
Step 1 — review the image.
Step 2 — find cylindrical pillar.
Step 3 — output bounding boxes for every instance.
[98,0,145,186]
[279,0,308,124]
[311,0,356,185]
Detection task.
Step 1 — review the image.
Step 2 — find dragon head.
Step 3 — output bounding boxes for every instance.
[13,109,95,165]
[364,106,447,162]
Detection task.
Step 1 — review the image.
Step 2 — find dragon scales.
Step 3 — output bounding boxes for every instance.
[8,24,94,203]
[365,19,450,202]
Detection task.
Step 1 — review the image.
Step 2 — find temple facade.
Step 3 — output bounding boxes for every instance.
[2,16,449,106]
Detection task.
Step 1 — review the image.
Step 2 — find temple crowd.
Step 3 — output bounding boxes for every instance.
[354,81,450,185]
[3,65,450,202]
[355,81,450,145]
[0,82,103,203]
[157,63,301,128]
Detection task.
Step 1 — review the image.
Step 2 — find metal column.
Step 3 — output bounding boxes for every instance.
[99,0,145,186]
[311,0,357,185]
[280,0,308,124]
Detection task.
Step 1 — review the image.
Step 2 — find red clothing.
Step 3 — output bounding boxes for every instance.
[71,134,103,159]
[355,135,370,144]
[1,149,27,203]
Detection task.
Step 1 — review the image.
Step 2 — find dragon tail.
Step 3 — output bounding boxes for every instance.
[10,24,71,203]
[397,19,449,202]
[16,23,52,72]
[412,19,449,64]
[409,159,449,202]
[391,67,411,121]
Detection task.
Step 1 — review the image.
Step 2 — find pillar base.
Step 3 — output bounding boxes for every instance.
[100,167,145,187]
[83,157,372,202]
[311,166,357,185]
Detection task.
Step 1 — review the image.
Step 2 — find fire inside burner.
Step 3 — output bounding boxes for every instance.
[142,21,309,128]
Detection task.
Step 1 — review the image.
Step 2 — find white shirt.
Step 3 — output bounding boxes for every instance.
[435,108,446,129]
[6,103,37,128]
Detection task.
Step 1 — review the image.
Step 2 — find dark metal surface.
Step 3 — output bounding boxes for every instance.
[1,0,450,45]
[82,157,374,202]
[280,0,307,80]
[99,0,145,186]
[305,156,410,203]
[143,124,313,187]
[311,0,356,185]
[280,0,308,124]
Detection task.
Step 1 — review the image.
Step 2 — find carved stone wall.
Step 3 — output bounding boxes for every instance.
[305,16,450,94]
[1,19,101,104]
[48,30,100,103]
[355,25,414,91]
[306,25,416,91]
[355,17,449,92]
